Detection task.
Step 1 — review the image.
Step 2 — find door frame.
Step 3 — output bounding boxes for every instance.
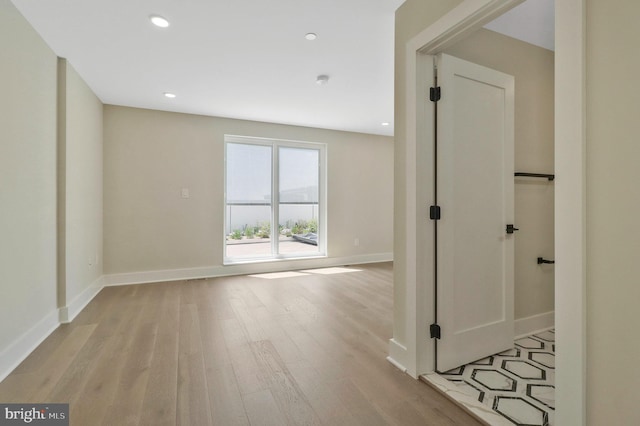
[395,0,586,424]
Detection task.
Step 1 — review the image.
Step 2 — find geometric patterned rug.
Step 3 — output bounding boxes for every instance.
[439,330,555,426]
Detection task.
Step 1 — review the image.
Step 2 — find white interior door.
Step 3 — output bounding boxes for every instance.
[435,53,515,372]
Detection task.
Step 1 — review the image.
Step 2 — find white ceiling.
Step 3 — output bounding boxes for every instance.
[11,0,553,137]
[485,0,555,52]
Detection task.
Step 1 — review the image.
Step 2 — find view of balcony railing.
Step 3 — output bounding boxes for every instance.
[225,201,319,258]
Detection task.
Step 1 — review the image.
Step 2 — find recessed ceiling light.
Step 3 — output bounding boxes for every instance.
[381,122,390,126]
[316,75,329,85]
[150,15,170,28]
[305,33,317,41]
[163,92,176,98]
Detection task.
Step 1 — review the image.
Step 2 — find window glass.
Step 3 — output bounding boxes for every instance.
[279,147,320,255]
[224,137,325,263]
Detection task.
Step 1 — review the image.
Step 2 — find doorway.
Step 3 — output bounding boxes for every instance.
[427,35,554,425]
[389,0,586,424]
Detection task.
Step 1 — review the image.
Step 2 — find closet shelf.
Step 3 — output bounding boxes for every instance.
[514,172,555,181]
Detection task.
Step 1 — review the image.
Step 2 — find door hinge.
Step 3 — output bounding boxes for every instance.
[506,224,520,234]
[430,323,441,339]
[429,205,441,220]
[429,86,441,102]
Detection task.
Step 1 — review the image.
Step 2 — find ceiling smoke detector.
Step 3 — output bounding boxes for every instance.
[316,75,329,85]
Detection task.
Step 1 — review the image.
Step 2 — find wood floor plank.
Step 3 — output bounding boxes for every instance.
[286,361,366,426]
[176,303,212,426]
[0,323,94,402]
[46,328,108,405]
[100,320,158,426]
[0,373,39,403]
[250,340,321,425]
[274,313,349,383]
[69,286,151,425]
[28,324,97,402]
[242,389,288,426]
[138,283,180,426]
[229,297,269,343]
[0,263,483,426]
[249,307,306,365]
[327,377,390,426]
[206,364,250,426]
[221,317,271,396]
[203,278,238,320]
[244,280,292,316]
[9,324,75,375]
[197,305,249,425]
[70,335,132,425]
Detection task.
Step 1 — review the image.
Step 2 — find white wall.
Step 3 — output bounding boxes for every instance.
[58,58,104,322]
[0,3,104,379]
[586,0,640,423]
[0,0,58,377]
[104,106,393,280]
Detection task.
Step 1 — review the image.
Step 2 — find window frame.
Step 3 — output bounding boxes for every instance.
[223,134,327,264]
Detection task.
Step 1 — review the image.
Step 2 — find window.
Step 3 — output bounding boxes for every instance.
[224,135,326,263]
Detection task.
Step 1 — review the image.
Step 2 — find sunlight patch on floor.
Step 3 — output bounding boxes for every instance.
[300,267,362,275]
[249,271,310,279]
[249,266,363,279]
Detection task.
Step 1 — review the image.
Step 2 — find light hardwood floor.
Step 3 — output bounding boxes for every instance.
[0,263,482,425]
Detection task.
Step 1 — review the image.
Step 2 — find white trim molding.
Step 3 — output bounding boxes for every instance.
[105,253,393,286]
[0,309,59,383]
[555,0,587,423]
[387,338,408,373]
[408,0,525,55]
[58,276,105,323]
[515,311,555,339]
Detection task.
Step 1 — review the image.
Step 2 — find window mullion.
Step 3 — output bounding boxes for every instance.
[272,144,279,256]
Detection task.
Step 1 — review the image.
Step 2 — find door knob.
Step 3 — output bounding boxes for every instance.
[506,224,519,234]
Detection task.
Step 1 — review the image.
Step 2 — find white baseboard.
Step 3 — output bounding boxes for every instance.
[104,253,393,286]
[0,309,59,383]
[387,338,408,373]
[515,310,555,339]
[59,276,104,323]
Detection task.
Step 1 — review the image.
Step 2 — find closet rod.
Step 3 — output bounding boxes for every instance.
[514,172,555,181]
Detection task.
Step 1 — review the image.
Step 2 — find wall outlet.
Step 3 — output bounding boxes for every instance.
[181,188,190,198]
[354,238,360,247]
